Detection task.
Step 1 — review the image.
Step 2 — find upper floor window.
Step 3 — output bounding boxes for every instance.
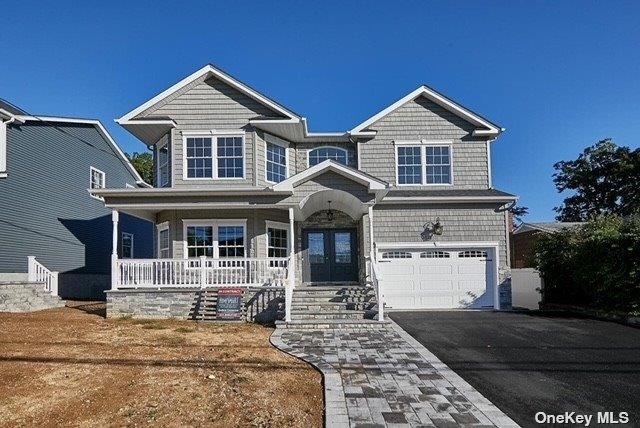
[308,146,349,167]
[184,135,244,180]
[266,142,287,183]
[397,146,422,185]
[157,141,170,187]
[90,166,105,199]
[425,146,451,184]
[396,143,452,186]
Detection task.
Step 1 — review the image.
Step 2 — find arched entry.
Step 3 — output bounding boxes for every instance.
[297,190,368,284]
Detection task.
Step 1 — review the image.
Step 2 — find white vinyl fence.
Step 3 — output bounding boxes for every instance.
[511,268,542,310]
[27,256,59,296]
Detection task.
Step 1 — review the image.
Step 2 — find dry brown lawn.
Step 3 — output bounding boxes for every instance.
[0,302,322,427]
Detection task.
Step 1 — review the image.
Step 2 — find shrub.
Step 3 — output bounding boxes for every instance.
[534,215,640,313]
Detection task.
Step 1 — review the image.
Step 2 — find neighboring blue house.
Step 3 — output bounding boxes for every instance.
[0,99,153,299]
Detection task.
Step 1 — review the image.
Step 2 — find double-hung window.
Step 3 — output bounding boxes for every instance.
[396,143,453,185]
[184,220,246,258]
[425,146,451,184]
[266,222,288,258]
[121,233,134,259]
[90,166,105,199]
[157,224,170,258]
[397,146,423,184]
[266,142,287,183]
[184,134,244,179]
[157,141,170,187]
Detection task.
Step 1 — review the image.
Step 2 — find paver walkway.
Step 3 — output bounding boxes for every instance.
[271,321,518,428]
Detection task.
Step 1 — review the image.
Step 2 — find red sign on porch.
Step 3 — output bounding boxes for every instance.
[217,288,244,320]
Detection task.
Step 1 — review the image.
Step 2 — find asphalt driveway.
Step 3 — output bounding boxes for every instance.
[390,311,640,428]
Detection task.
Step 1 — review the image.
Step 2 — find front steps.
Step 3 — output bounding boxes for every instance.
[0,281,65,313]
[278,284,387,329]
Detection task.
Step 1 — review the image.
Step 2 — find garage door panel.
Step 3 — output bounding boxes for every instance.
[419,280,453,291]
[458,265,486,274]
[419,265,452,274]
[378,246,494,310]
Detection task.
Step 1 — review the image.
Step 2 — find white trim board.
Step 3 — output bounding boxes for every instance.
[272,159,387,193]
[349,85,502,136]
[117,64,300,123]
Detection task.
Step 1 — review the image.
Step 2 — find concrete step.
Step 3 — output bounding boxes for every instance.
[291,302,377,311]
[276,319,389,330]
[290,310,376,320]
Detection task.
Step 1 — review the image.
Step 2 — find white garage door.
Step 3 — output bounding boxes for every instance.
[377,247,495,310]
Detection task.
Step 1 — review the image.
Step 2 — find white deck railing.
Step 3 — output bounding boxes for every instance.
[370,253,384,321]
[27,256,59,296]
[115,257,289,289]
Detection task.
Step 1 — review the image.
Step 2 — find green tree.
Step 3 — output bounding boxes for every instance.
[553,139,640,221]
[127,152,153,185]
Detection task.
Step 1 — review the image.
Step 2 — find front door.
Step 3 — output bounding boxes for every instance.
[302,228,358,283]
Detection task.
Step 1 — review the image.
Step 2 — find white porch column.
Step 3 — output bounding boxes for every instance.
[111,210,119,290]
[288,207,296,286]
[368,205,375,259]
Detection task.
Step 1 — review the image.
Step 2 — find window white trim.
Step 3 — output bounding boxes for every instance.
[394,141,454,187]
[181,133,246,181]
[181,219,247,259]
[264,136,289,184]
[89,166,106,200]
[156,222,170,258]
[265,220,289,258]
[121,232,134,259]
[306,146,349,168]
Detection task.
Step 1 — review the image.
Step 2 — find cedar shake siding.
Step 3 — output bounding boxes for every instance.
[134,74,286,188]
[358,96,490,189]
[372,204,508,269]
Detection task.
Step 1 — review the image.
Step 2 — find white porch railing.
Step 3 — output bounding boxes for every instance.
[27,256,59,296]
[115,257,289,289]
[370,252,384,321]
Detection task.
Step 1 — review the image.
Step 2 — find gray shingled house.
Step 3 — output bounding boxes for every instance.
[91,64,517,324]
[0,99,153,300]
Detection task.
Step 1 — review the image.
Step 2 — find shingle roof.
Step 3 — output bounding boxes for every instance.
[0,98,27,115]
[387,188,516,198]
[514,222,584,234]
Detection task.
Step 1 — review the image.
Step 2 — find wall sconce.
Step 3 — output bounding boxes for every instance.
[421,217,444,240]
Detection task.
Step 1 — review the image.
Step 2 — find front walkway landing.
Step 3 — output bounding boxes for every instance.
[271,322,518,428]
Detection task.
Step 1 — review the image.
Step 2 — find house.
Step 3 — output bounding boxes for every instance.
[0,99,154,300]
[510,222,583,268]
[91,64,517,323]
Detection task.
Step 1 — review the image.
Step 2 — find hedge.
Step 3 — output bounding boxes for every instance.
[533,215,640,314]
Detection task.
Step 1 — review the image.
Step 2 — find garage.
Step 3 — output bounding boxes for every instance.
[376,244,498,310]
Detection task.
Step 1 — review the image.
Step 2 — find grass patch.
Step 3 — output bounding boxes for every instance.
[174,327,195,333]
[141,323,168,330]
[159,335,187,345]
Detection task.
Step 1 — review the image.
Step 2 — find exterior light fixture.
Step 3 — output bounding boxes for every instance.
[421,217,444,240]
[326,200,334,222]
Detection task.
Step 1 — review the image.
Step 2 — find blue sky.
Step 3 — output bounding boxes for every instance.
[1,1,638,221]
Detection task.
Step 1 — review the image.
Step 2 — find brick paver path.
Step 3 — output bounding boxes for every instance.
[271,322,518,427]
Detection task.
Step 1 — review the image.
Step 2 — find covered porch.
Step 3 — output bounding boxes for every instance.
[97,192,385,322]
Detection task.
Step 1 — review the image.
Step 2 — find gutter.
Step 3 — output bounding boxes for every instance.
[379,195,518,204]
